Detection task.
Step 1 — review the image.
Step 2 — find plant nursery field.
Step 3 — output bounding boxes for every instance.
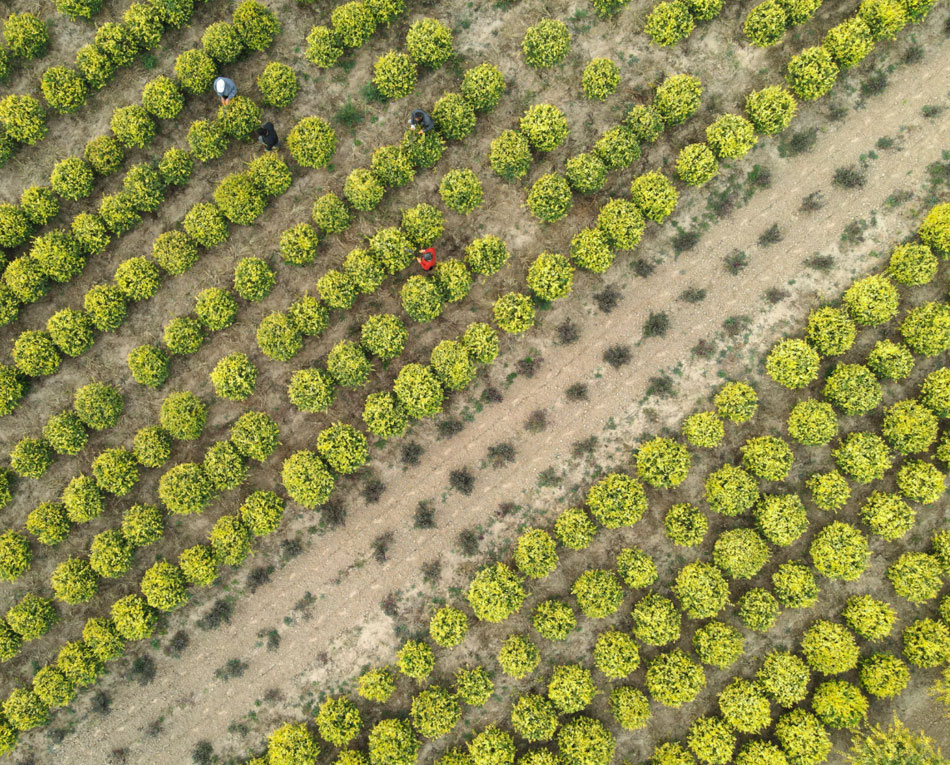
[0,0,949,762]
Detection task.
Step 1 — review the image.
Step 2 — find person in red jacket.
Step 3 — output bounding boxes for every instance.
[417,247,436,274]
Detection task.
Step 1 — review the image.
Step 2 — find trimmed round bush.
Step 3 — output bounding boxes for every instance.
[233,257,275,302]
[566,153,608,193]
[281,451,334,507]
[586,472,647,528]
[522,19,570,69]
[203,441,247,492]
[0,94,47,145]
[73,383,122,431]
[787,399,837,445]
[158,462,213,516]
[766,338,820,389]
[30,232,84,285]
[810,521,870,581]
[706,113,758,159]
[520,103,568,152]
[257,61,298,107]
[188,119,227,162]
[741,435,793,481]
[745,85,797,135]
[489,130,532,181]
[163,316,205,355]
[527,252,573,301]
[406,18,453,68]
[43,411,87,456]
[230,411,279,462]
[91,447,139,496]
[110,105,155,149]
[210,353,257,401]
[654,73,703,125]
[128,344,168,388]
[305,25,343,68]
[432,93,476,141]
[630,171,678,222]
[184,203,229,248]
[50,157,94,201]
[287,117,336,168]
[214,173,265,225]
[636,437,691,488]
[218,96,263,140]
[704,463,759,516]
[646,649,706,708]
[247,152,291,197]
[824,363,882,415]
[132,426,171,469]
[676,143,718,186]
[233,0,281,51]
[594,125,641,170]
[373,50,417,99]
[582,57,620,100]
[344,168,384,211]
[257,312,302,361]
[806,307,856,356]
[527,173,572,222]
[439,169,483,214]
[461,63,505,112]
[645,1,695,45]
[786,46,839,100]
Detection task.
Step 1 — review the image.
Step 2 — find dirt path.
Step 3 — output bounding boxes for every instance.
[43,31,950,763]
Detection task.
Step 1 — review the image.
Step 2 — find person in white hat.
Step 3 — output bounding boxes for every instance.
[214,76,237,106]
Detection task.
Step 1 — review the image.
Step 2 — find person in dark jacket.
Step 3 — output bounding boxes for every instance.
[408,109,435,134]
[214,76,237,105]
[255,122,279,152]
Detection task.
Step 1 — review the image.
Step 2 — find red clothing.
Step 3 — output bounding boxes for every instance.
[418,248,436,271]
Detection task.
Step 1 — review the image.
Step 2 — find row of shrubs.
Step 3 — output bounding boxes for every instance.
[370,17,454,100]
[0,402,287,659]
[304,0,407,68]
[0,0,279,156]
[0,150,295,422]
[0,381,125,516]
[767,207,950,391]
[0,478,292,752]
[645,0,731,47]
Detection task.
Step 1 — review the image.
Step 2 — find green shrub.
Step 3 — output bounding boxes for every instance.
[755,493,808,546]
[630,171,678,223]
[132,425,171,469]
[488,130,532,181]
[766,337,820,388]
[586,472,647,528]
[497,634,539,679]
[655,74,702,126]
[430,339,476,390]
[903,617,950,667]
[806,307,856,356]
[80,618,123,664]
[572,569,622,618]
[187,119,227,162]
[858,653,909,698]
[745,85,797,135]
[50,157,94,201]
[331,1,376,47]
[266,723,320,765]
[887,242,935,285]
[209,513,252,566]
[704,463,758,516]
[74,43,114,90]
[867,340,913,380]
[157,147,192,186]
[843,594,895,641]
[326,340,370,388]
[183,203,228,248]
[281,450,334,507]
[0,530,31,582]
[45,308,95,360]
[461,63,505,111]
[396,639,434,680]
[786,46,839,100]
[409,686,460,739]
[305,25,343,68]
[569,228,614,273]
[757,650,811,707]
[3,687,49,731]
[141,560,188,611]
[276,223,319,266]
[256,61,298,108]
[888,551,943,603]
[214,173,266,225]
[554,507,597,550]
[896,459,945,504]
[110,105,156,149]
[646,649,706,708]
[921,367,950,418]
[706,113,758,158]
[257,312,302,361]
[435,170,483,217]
[0,204,30,251]
[82,282,125,333]
[357,667,395,704]
[824,363,882,415]
[467,562,525,622]
[151,230,198,276]
[676,142,718,186]
[434,260,473,303]
[432,92,476,141]
[547,664,596,714]
[918,202,950,254]
[110,593,157,641]
[632,593,681,646]
[19,186,58,229]
[286,116,336,168]
[73,382,122,431]
[315,422,367,474]
[406,18,453,68]
[744,0,787,46]
[533,599,576,641]
[61,474,104,524]
[693,621,744,668]
[343,168,384,211]
[127,344,168,388]
[808,471,851,511]
[43,411,88,456]
[510,693,557,743]
[636,437,691,488]
[402,127,445,168]
[0,94,47,145]
[810,521,870,581]
[582,57,620,100]
[527,173,572,222]
[92,447,139,495]
[229,411,279,463]
[520,103,568,152]
[594,631,639,681]
[833,432,892,483]
[566,152,607,193]
[203,441,247,492]
[718,679,771,733]
[400,275,443,322]
[645,1,695,46]
[687,716,736,764]
[526,251,572,301]
[163,316,205,355]
[122,504,164,548]
[8,438,51,480]
[362,391,408,438]
[159,462,214,516]
[232,257,275,302]
[713,527,769,579]
[233,0,280,51]
[247,152,291,197]
[372,49,417,99]
[672,560,730,619]
[140,76,184,122]
[882,399,937,454]
[823,17,875,69]
[464,235,509,275]
[594,125,641,170]
[89,527,133,579]
[371,145,414,189]
[901,302,950,356]
[208,352,256,401]
[737,588,779,631]
[429,605,468,648]
[664,502,708,546]
[775,709,832,765]
[521,18,570,68]
[218,95,264,141]
[597,198,645,250]
[83,135,124,178]
[787,399,837,445]
[202,22,244,63]
[742,435,793,481]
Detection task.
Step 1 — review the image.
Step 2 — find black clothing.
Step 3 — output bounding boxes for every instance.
[409,109,435,133]
[257,122,279,149]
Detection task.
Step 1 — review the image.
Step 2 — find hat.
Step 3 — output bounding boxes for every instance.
[215,78,226,94]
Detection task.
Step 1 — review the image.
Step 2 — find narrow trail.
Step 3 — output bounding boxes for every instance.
[55,35,950,763]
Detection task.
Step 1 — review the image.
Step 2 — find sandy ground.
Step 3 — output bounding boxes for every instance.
[21,24,950,762]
